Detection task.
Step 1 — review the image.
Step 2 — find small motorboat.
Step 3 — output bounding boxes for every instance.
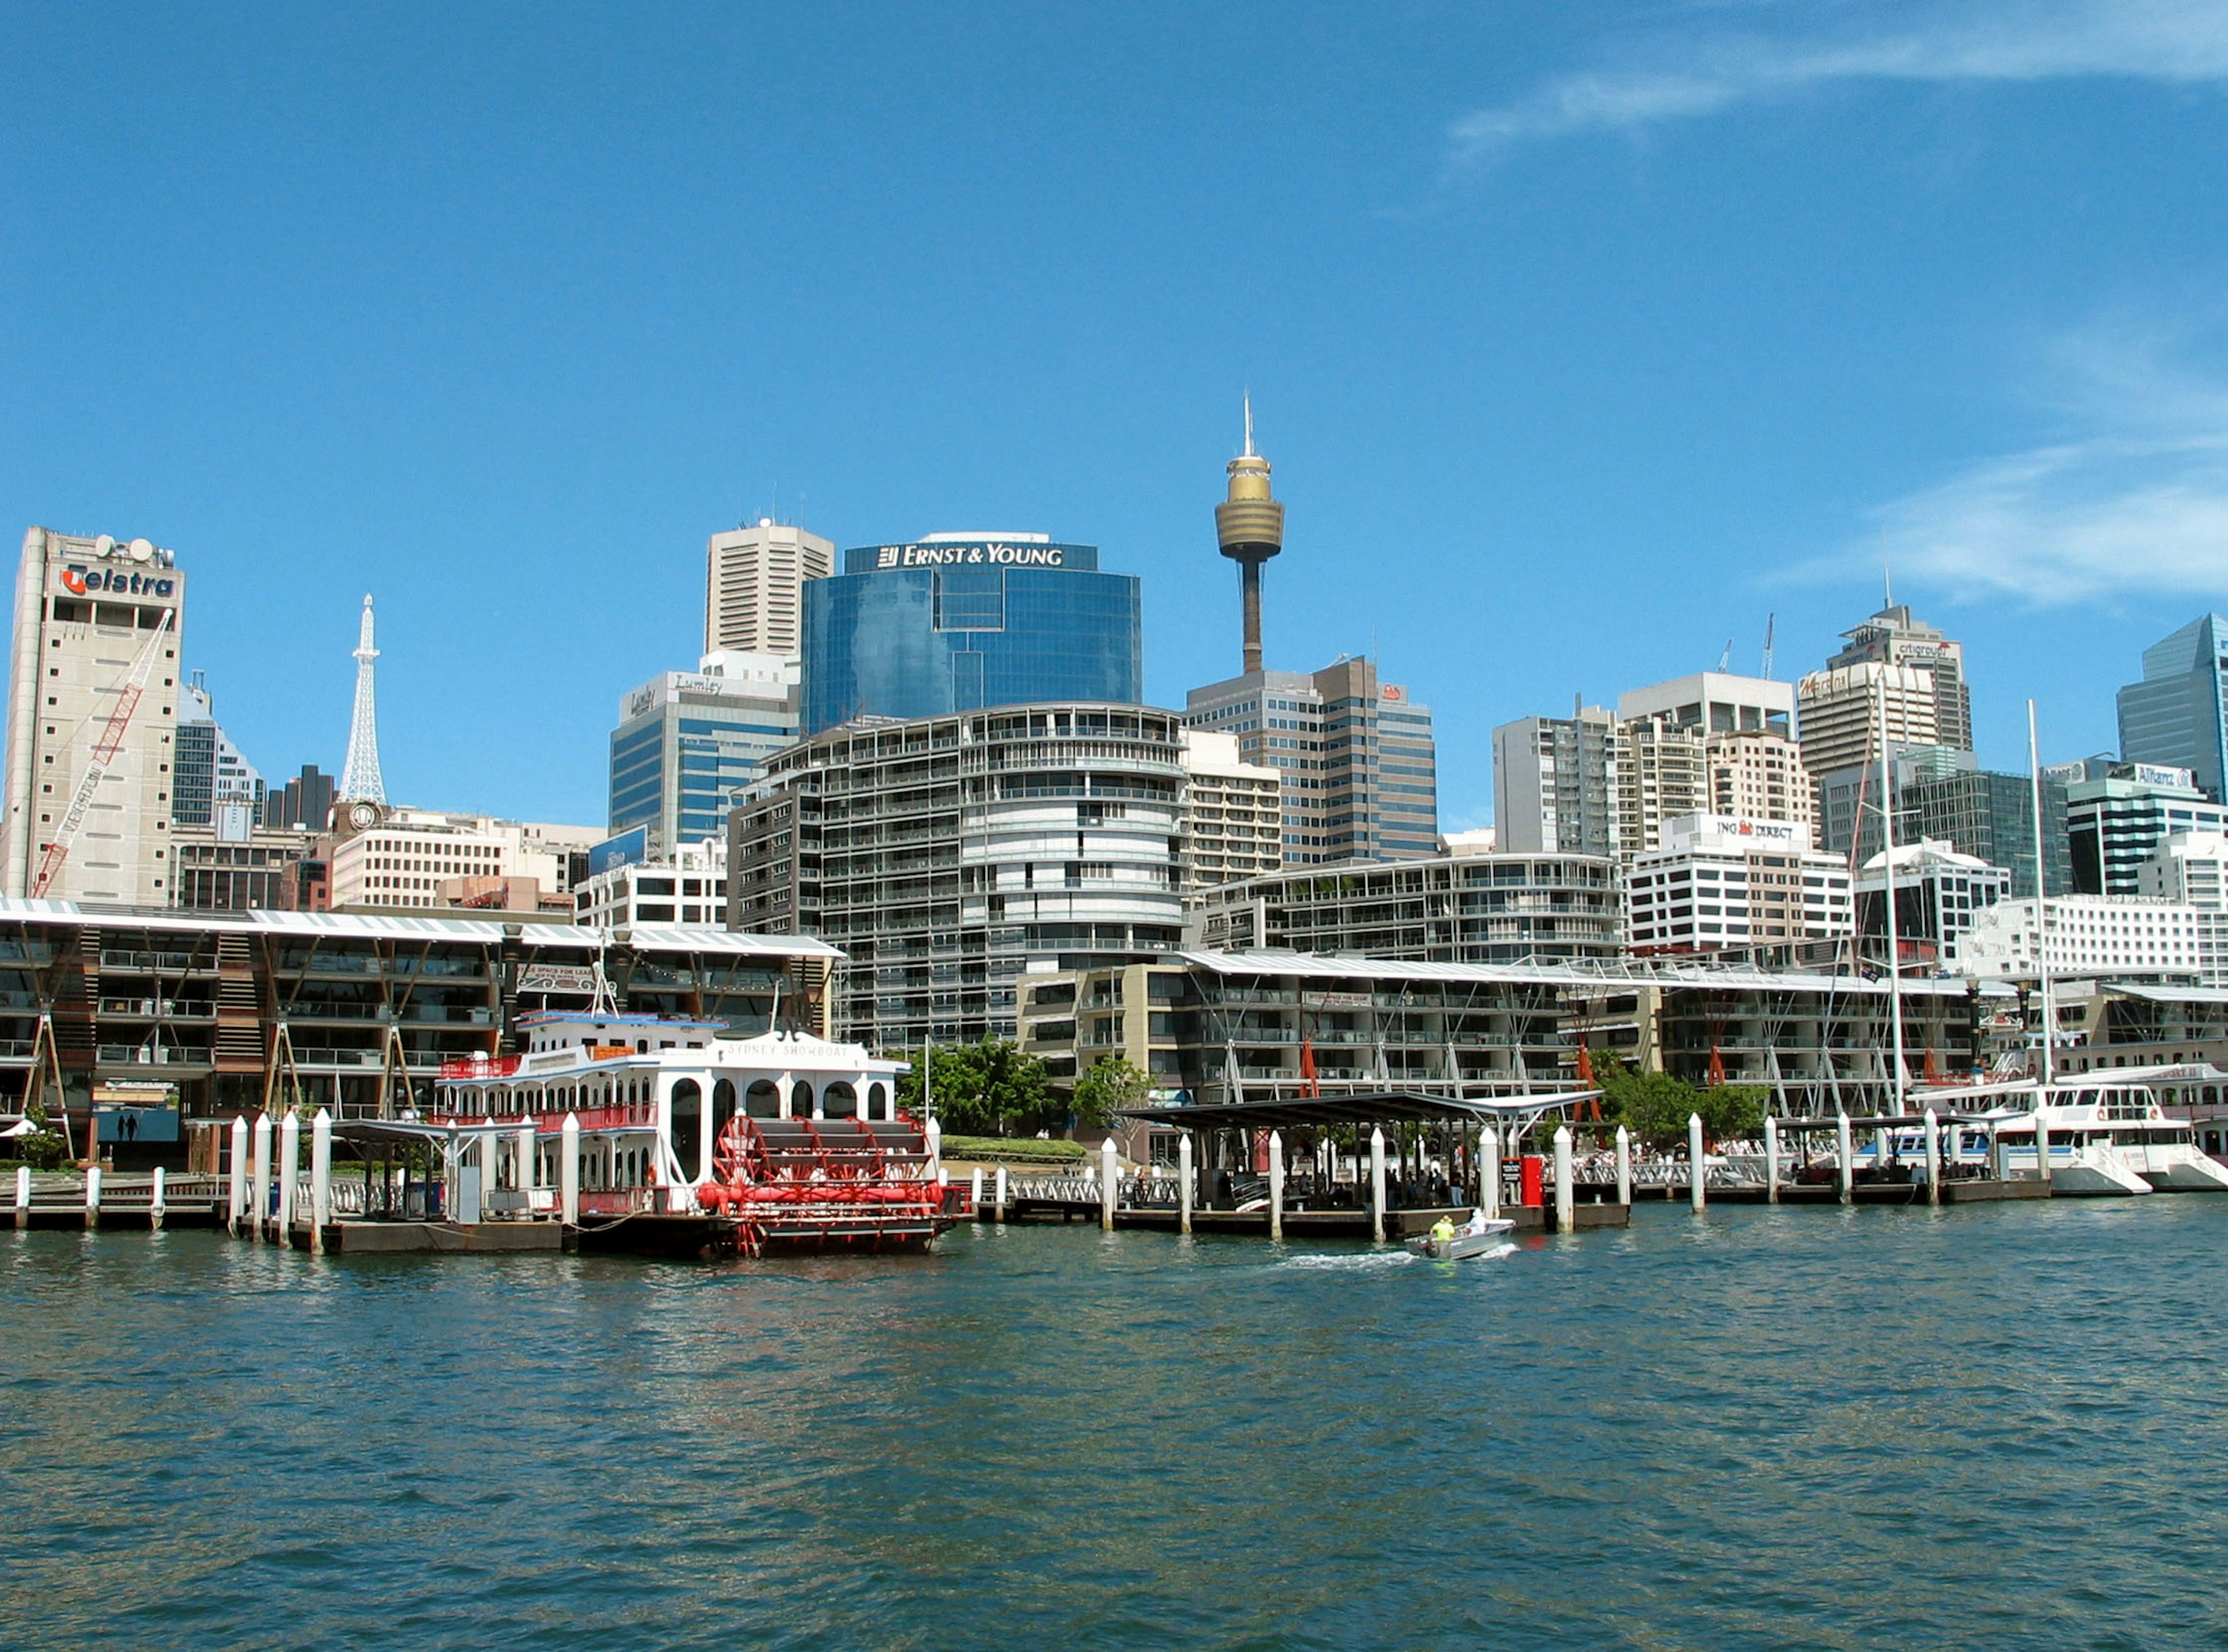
[1405,1214,1516,1260]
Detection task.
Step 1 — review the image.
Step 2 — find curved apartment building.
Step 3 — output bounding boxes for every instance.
[728,703,1187,1049]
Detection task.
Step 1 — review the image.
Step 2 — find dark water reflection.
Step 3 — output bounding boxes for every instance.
[3,1201,2225,1649]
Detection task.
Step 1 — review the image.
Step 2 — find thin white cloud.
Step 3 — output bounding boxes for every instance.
[1850,332,2228,605]
[1451,1,2228,162]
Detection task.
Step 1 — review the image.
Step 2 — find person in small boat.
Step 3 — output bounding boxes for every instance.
[1430,1215,1457,1246]
[1460,1208,1494,1235]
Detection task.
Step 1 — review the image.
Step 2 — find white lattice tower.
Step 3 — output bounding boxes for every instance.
[339,594,386,804]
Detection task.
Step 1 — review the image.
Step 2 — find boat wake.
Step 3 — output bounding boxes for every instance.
[1282,1250,1419,1271]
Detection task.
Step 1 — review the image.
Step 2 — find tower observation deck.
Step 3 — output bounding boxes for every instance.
[1216,400,1285,675]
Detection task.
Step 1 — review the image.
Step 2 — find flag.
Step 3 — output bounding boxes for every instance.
[1708,1044,1726,1089]
[1299,1038,1319,1100]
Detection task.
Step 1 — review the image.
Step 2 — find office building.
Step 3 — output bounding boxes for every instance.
[263,764,338,833]
[574,836,728,928]
[1174,730,1283,890]
[608,651,800,859]
[2057,762,2226,896]
[1796,662,1945,779]
[801,534,1141,735]
[2118,614,2228,802]
[1824,603,1974,753]
[173,674,265,832]
[1184,851,1622,964]
[728,703,1188,1048]
[1853,838,2012,965]
[1956,894,2224,987]
[1623,814,1853,957]
[171,825,324,912]
[3,527,186,906]
[706,520,834,657]
[326,809,601,912]
[1186,656,1438,863]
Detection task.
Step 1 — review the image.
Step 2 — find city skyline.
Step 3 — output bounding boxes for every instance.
[11,5,2228,828]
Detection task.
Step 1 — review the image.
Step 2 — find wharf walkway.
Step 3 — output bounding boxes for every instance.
[9,1169,224,1231]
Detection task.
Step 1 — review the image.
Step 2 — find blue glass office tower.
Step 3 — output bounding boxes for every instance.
[2119,614,2228,802]
[802,535,1141,733]
[608,653,800,857]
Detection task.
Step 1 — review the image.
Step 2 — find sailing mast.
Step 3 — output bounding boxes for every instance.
[2028,699,2055,1086]
[1875,671,1906,1113]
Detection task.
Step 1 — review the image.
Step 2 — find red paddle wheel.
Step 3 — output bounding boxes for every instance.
[697,1114,960,1256]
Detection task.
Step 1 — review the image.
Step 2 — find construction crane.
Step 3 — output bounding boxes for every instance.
[30,609,175,898]
[1716,638,1734,673]
[1760,613,1776,679]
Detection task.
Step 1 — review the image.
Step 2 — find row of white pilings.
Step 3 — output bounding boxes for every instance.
[222,1109,596,1253]
[10,1162,171,1229]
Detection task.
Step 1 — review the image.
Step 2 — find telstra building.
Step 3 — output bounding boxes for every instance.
[800,534,1141,734]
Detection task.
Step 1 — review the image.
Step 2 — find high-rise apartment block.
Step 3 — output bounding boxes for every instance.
[1495,673,1804,862]
[1174,730,1283,890]
[706,520,835,658]
[2117,614,2228,802]
[3,527,186,906]
[728,704,1189,1048]
[1797,662,1944,778]
[801,535,1141,734]
[608,652,800,859]
[1185,657,1438,864]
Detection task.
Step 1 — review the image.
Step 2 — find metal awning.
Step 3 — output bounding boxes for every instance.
[1120,1089,1601,1132]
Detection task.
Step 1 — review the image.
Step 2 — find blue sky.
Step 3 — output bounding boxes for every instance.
[8,1,2228,832]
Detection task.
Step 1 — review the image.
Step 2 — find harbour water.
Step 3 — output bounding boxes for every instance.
[5,1202,2225,1649]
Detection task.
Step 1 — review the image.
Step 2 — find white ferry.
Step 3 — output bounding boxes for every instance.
[432,1011,948,1252]
[1912,1068,2228,1196]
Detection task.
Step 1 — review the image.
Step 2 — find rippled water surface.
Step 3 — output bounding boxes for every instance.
[5,1201,2227,1649]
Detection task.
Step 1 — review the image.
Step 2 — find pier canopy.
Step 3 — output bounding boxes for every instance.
[1122,1088,1601,1137]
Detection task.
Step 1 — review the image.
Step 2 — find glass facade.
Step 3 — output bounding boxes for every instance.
[607,656,799,857]
[802,538,1141,734]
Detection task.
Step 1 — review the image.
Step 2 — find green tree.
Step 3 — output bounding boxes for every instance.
[11,1096,67,1170]
[1070,1055,1151,1131]
[1699,1083,1768,1144]
[895,1038,1052,1137]
[1595,1058,1703,1149]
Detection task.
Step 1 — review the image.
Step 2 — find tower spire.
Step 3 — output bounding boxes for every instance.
[339,594,386,805]
[1216,399,1284,675]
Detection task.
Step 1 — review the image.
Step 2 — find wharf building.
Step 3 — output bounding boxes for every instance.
[2050,758,2226,897]
[1493,673,1806,861]
[0,899,838,1149]
[1184,850,1621,965]
[607,651,800,859]
[1623,814,1853,959]
[1561,965,1980,1106]
[3,527,186,907]
[573,835,729,928]
[2031,978,2228,1088]
[727,703,1188,1049]
[325,809,601,914]
[2117,614,2228,802]
[1185,656,1439,864]
[800,535,1141,735]
[1852,838,2012,967]
[706,520,834,657]
[1013,950,1979,1114]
